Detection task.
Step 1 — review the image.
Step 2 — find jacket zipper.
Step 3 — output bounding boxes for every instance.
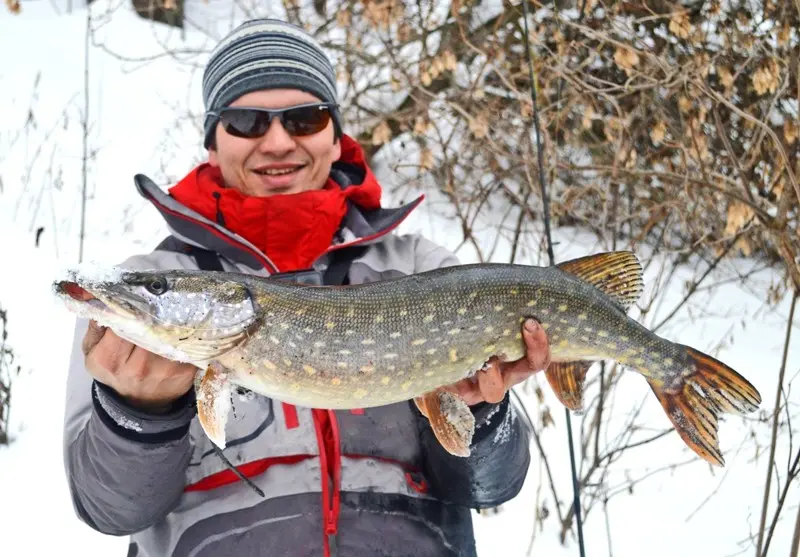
[312,409,342,557]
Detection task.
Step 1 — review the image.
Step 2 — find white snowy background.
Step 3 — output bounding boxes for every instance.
[0,1,798,556]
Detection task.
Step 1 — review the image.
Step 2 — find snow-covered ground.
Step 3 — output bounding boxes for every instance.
[1,2,798,556]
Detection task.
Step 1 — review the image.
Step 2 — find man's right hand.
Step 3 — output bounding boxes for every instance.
[82,319,197,413]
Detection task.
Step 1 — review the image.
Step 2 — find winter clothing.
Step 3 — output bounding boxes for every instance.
[168,136,381,271]
[62,135,531,557]
[202,18,340,148]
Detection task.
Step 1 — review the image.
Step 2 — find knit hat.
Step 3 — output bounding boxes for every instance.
[201,18,341,148]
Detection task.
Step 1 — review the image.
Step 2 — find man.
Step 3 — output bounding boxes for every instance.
[62,18,549,557]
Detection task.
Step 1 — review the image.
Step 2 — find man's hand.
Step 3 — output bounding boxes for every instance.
[446,318,551,406]
[82,319,197,413]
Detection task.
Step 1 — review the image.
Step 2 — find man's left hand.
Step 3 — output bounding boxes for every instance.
[445,318,551,406]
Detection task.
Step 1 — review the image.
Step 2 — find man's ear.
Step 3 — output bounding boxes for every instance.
[332,138,342,162]
[208,145,219,167]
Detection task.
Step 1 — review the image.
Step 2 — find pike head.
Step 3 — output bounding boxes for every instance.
[53,266,258,363]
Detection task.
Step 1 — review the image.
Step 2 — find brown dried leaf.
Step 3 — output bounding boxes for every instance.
[651,120,667,145]
[669,11,692,39]
[625,148,638,169]
[773,177,785,201]
[678,95,692,114]
[752,59,780,95]
[432,56,445,76]
[725,202,754,237]
[420,71,432,87]
[613,46,639,74]
[520,100,532,119]
[777,23,791,47]
[371,121,392,146]
[694,52,711,77]
[397,21,412,42]
[785,120,798,145]
[734,236,753,256]
[443,50,457,72]
[5,0,20,14]
[469,113,489,138]
[413,116,429,136]
[717,66,734,91]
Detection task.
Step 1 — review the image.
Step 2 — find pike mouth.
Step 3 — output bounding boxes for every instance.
[57,281,108,312]
[56,280,143,318]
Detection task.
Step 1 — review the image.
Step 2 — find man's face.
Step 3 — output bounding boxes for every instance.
[208,89,342,197]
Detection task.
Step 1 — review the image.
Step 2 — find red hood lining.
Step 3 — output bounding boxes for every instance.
[168,135,382,273]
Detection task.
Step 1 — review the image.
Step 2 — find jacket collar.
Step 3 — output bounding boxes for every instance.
[133,142,423,273]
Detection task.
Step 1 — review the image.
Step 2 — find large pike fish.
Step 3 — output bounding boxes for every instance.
[53,251,761,466]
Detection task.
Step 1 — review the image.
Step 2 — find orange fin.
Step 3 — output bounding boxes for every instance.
[557,251,643,311]
[420,389,475,458]
[648,346,761,467]
[545,360,594,413]
[195,362,232,449]
[413,395,429,419]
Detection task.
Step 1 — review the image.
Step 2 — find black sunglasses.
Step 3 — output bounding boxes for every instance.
[207,102,338,139]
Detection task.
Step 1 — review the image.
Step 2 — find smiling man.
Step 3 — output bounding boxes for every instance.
[62,18,547,557]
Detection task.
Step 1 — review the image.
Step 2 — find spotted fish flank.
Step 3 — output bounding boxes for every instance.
[54,251,762,466]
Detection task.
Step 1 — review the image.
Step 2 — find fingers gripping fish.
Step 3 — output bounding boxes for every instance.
[53,252,762,466]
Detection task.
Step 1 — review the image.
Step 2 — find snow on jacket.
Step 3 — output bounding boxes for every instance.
[62,137,532,557]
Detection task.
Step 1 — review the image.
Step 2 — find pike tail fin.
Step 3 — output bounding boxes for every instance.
[647,346,761,467]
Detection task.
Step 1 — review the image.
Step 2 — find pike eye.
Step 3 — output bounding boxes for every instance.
[145,278,168,296]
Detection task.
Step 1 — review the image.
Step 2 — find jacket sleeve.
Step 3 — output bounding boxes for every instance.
[62,317,196,535]
[414,394,531,508]
[410,235,532,508]
[61,251,203,535]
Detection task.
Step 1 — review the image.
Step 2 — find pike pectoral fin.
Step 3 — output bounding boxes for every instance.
[557,251,644,311]
[545,360,594,413]
[413,396,429,419]
[418,389,475,458]
[195,362,232,449]
[648,346,761,467]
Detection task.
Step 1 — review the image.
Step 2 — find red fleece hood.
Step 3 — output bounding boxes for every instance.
[168,135,382,272]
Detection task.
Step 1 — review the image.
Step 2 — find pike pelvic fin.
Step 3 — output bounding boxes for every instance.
[195,363,266,498]
[195,362,232,450]
[545,360,594,413]
[416,389,475,458]
[647,346,761,467]
[557,251,644,312]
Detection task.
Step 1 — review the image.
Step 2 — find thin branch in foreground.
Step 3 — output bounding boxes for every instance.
[757,290,799,557]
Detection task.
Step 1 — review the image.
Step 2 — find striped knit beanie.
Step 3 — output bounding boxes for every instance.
[202,18,341,148]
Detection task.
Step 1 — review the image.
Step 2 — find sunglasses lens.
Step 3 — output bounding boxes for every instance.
[219,109,271,138]
[282,106,332,136]
[216,105,334,139]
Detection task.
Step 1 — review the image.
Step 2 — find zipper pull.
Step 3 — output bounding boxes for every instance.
[212,191,226,226]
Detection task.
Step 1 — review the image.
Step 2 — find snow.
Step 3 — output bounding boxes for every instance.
[1,1,799,556]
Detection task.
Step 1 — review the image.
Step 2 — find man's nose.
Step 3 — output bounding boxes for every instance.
[257,118,297,154]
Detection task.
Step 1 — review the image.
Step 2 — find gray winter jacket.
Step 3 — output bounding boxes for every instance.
[62,165,531,557]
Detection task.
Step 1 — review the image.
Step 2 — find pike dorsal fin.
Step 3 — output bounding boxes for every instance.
[557,251,644,312]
